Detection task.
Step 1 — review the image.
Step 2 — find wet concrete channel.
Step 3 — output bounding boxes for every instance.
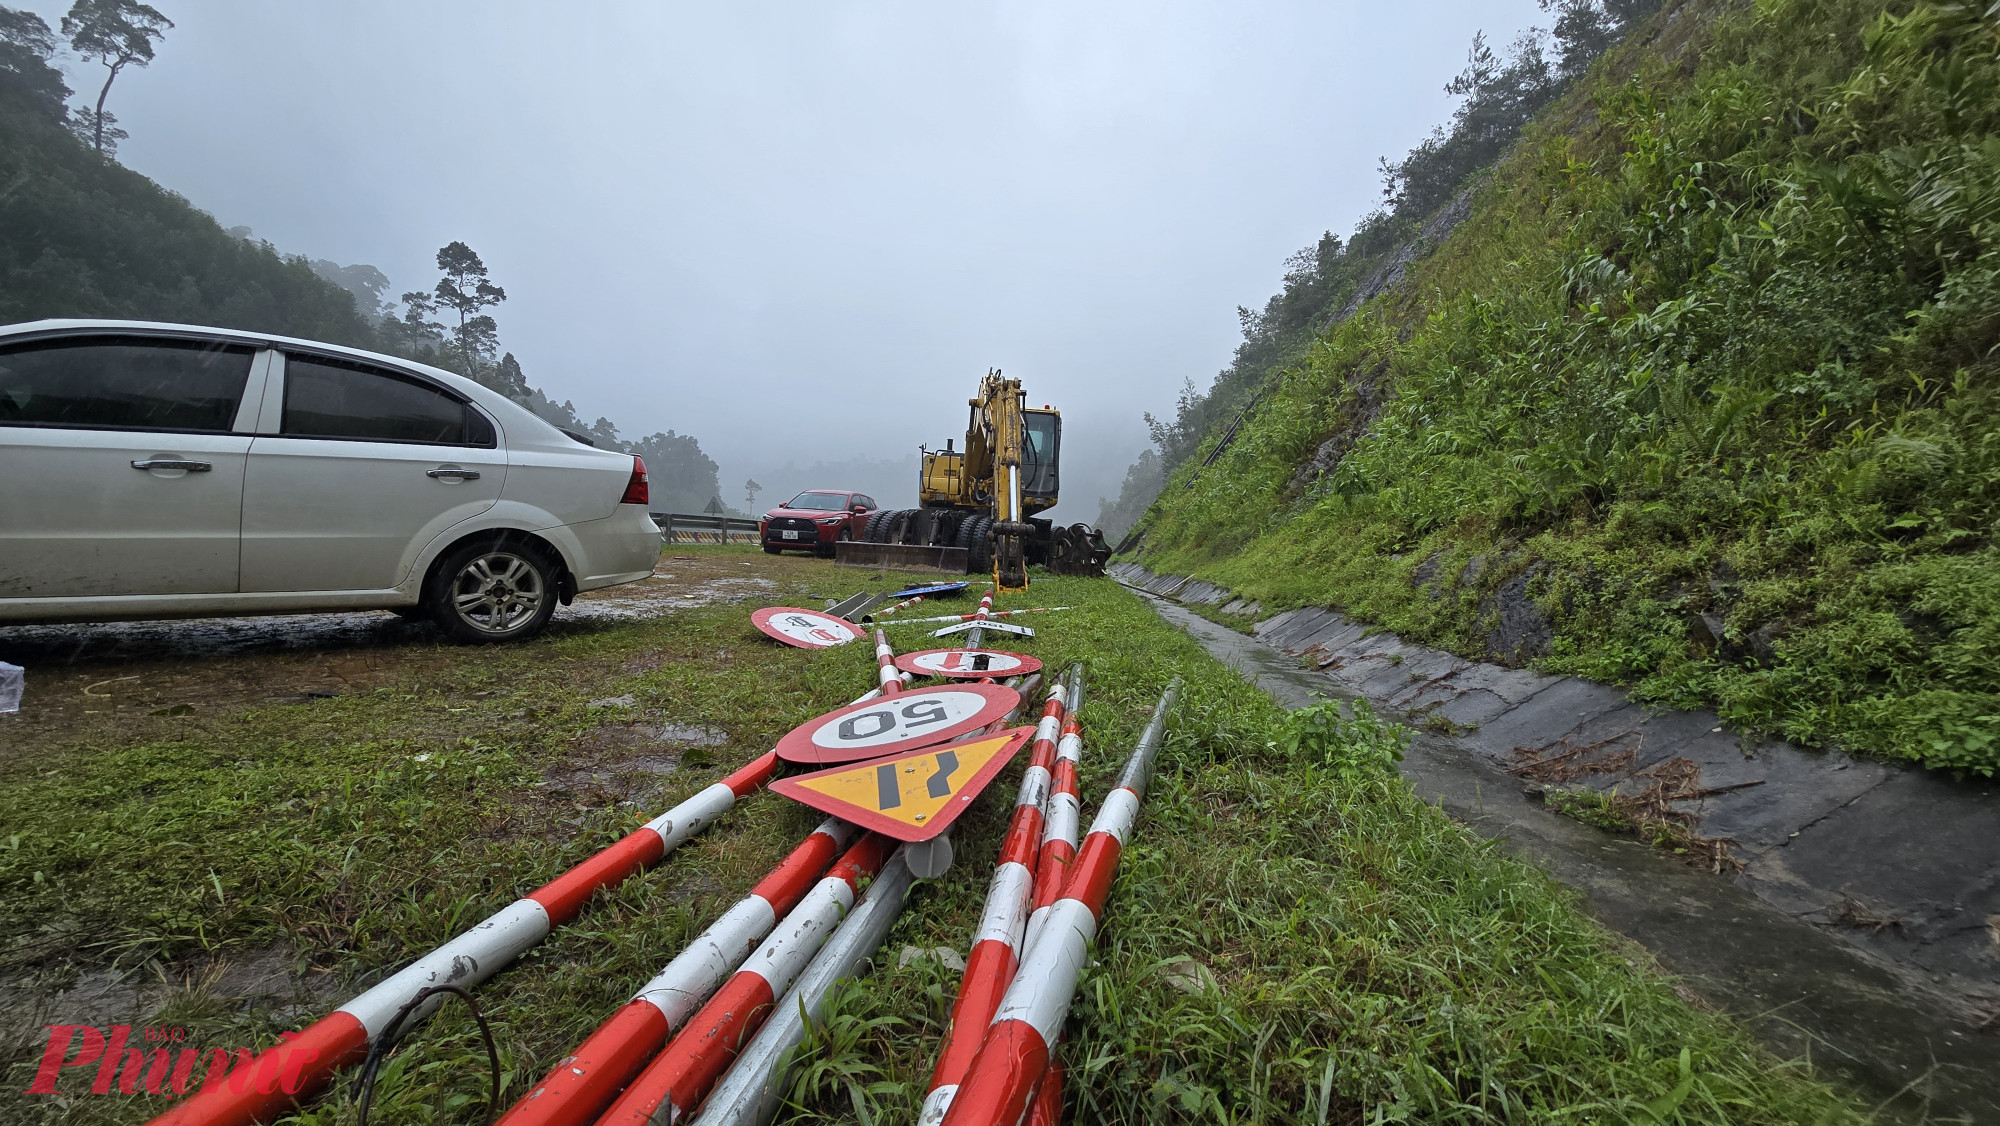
[1136,591,1999,1123]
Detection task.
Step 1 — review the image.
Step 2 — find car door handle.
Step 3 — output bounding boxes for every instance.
[131,458,212,472]
[427,467,481,480]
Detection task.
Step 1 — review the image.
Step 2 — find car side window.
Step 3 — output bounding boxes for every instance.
[0,335,254,432]
[281,355,486,445]
[856,495,876,510]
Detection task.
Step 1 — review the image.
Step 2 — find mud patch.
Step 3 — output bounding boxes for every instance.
[545,723,723,807]
[0,944,336,1044]
[565,576,777,621]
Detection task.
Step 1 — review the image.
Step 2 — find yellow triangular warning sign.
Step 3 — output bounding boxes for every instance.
[770,728,1033,842]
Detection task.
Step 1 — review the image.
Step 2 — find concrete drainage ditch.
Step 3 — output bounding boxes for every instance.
[1112,562,1999,1123]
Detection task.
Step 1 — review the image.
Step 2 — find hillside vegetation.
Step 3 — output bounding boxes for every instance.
[1131,0,2000,775]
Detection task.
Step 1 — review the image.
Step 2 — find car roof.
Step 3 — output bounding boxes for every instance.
[0,318,604,456]
[1,317,479,388]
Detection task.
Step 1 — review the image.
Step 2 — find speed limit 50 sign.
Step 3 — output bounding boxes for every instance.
[775,683,1021,765]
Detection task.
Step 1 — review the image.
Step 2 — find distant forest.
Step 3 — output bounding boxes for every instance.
[1096,0,1665,538]
[0,2,722,513]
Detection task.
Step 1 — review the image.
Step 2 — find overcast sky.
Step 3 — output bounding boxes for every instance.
[27,0,1545,516]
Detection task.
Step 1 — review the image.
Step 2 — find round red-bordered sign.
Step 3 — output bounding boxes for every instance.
[775,682,1022,765]
[752,606,862,649]
[894,648,1042,680]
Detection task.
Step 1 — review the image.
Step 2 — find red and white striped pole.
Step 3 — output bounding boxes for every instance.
[596,832,899,1126]
[1025,676,1089,942]
[875,607,1073,627]
[493,818,858,1126]
[862,593,924,621]
[937,680,1180,1126]
[874,629,903,695]
[146,753,783,1126]
[1022,1059,1064,1126]
[917,669,1075,1126]
[963,586,995,649]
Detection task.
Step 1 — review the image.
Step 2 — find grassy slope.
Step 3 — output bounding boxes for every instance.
[0,549,1859,1124]
[1137,0,2000,776]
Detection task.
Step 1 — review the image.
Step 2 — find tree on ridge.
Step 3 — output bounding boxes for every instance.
[61,0,171,156]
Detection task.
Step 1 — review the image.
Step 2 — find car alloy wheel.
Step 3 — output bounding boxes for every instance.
[440,548,552,640]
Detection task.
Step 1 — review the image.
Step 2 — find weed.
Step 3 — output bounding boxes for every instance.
[1131,0,2000,777]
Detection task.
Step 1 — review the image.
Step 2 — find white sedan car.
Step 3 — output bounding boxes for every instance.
[0,320,662,642]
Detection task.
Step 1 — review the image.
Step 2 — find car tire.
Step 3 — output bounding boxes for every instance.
[816,529,845,559]
[763,544,784,555]
[427,537,561,644]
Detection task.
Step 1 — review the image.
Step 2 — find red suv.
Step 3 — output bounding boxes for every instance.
[760,490,877,556]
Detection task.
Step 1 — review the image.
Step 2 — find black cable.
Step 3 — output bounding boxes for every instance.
[353,983,501,1126]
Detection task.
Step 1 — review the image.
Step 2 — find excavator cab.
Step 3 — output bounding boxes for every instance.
[1021,410,1059,509]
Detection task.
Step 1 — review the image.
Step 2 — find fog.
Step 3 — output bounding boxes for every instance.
[24,0,1545,516]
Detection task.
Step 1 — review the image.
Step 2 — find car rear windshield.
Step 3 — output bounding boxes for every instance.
[0,336,255,432]
[786,491,849,510]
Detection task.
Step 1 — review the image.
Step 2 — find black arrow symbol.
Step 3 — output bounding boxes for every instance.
[926,750,961,799]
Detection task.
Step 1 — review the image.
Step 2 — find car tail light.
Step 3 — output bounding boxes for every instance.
[620,456,649,505]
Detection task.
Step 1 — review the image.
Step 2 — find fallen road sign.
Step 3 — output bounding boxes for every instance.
[752,606,862,649]
[895,648,1043,679]
[776,683,1021,765]
[773,727,1035,841]
[933,619,1033,640]
[890,581,970,599]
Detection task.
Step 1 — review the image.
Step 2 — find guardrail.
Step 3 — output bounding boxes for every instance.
[652,512,760,544]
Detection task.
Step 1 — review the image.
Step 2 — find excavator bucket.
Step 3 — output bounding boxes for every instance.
[834,541,970,574]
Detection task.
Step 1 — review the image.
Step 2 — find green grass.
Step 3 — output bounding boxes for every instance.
[0,547,1865,1123]
[1133,0,2000,776]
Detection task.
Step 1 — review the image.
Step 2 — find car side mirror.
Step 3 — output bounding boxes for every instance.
[851,505,866,513]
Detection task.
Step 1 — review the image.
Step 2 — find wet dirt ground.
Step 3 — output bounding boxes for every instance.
[0,551,783,761]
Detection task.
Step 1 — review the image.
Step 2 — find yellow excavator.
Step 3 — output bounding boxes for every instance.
[845,369,1109,588]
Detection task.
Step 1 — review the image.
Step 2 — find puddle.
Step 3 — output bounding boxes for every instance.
[0,575,777,670]
[0,611,420,664]
[1143,593,2000,1123]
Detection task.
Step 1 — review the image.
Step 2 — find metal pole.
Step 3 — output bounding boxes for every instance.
[595,834,899,1126]
[964,586,994,650]
[873,607,1073,627]
[683,844,920,1126]
[145,753,783,1126]
[937,681,1180,1126]
[874,630,903,696]
[1026,672,1087,938]
[491,819,859,1126]
[917,668,1076,1126]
